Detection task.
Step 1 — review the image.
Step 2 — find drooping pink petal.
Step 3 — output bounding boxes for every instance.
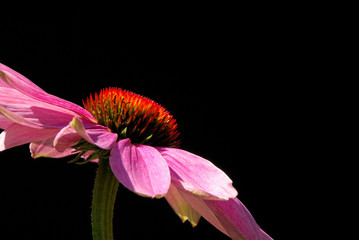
[175,187,229,236]
[0,63,45,92]
[178,188,263,240]
[0,115,12,129]
[70,117,117,150]
[0,103,44,129]
[0,87,86,128]
[204,198,263,240]
[0,63,96,122]
[157,147,238,200]
[0,124,59,151]
[53,124,82,152]
[164,184,201,227]
[260,229,273,240]
[110,138,171,198]
[30,137,77,159]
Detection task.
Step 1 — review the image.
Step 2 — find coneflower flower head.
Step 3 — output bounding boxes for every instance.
[83,87,180,148]
[0,63,272,240]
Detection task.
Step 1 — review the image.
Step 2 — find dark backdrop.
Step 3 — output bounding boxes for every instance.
[0,6,300,240]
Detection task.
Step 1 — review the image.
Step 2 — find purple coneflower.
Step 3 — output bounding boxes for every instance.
[0,63,272,240]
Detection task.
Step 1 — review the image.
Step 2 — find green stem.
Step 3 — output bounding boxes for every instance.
[92,157,119,240]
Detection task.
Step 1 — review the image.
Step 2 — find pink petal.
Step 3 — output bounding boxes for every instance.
[164,184,201,227]
[70,117,117,150]
[0,87,84,128]
[176,187,229,236]
[53,124,82,151]
[0,102,44,129]
[0,63,45,92]
[260,229,273,240]
[0,124,59,151]
[0,63,96,122]
[110,139,171,198]
[179,189,263,240]
[157,147,238,200]
[30,137,77,159]
[204,198,262,240]
[0,115,12,129]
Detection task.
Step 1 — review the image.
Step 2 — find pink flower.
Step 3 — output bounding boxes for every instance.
[0,63,272,240]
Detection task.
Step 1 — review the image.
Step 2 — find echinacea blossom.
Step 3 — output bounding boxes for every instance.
[0,63,272,240]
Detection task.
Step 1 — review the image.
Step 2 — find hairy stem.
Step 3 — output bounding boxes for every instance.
[92,157,119,240]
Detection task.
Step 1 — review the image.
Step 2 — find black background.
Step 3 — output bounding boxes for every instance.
[0,5,306,240]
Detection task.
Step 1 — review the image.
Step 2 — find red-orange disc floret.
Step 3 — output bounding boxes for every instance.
[83,88,180,147]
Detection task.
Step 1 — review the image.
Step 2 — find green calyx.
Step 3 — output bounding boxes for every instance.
[68,139,111,165]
